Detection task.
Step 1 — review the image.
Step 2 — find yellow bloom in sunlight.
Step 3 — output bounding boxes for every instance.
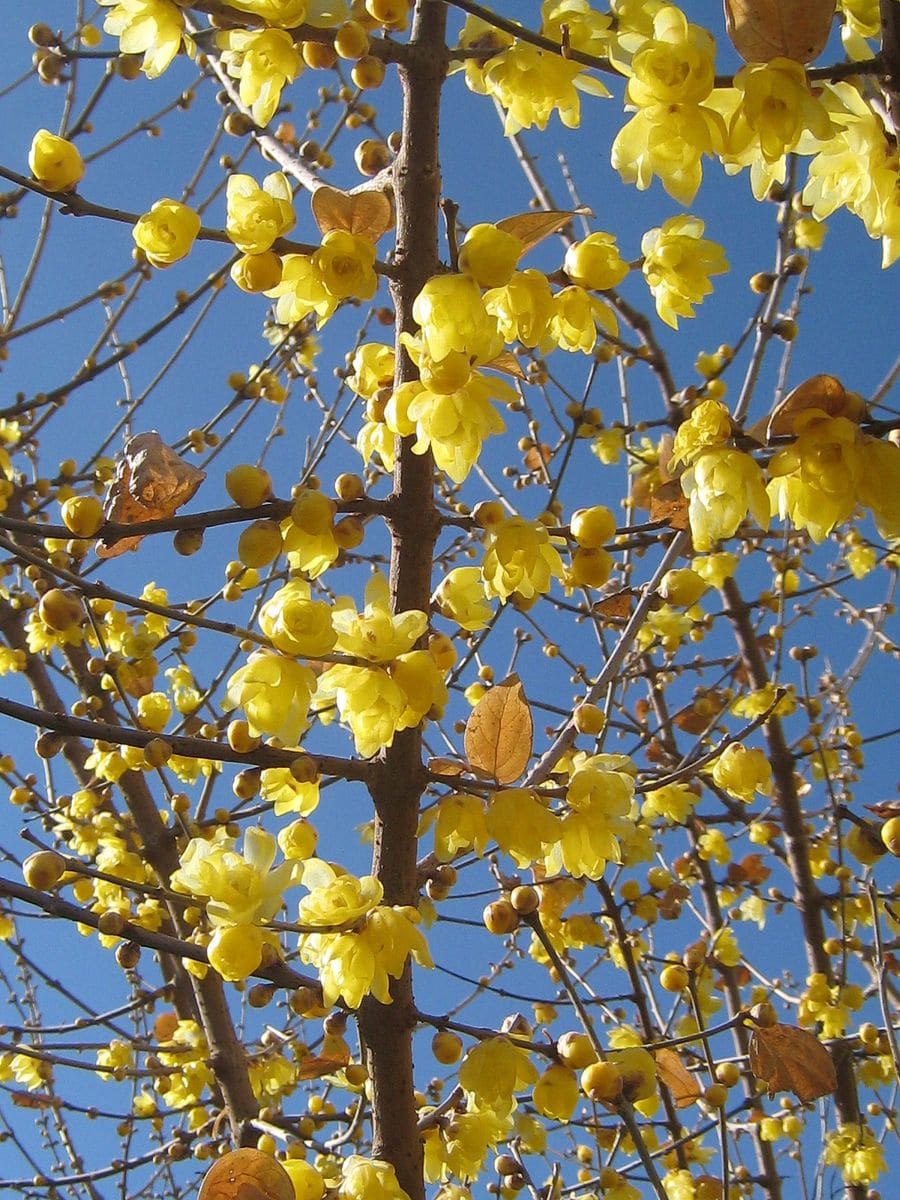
[217,27,302,128]
[429,792,490,861]
[339,1156,411,1200]
[641,215,728,327]
[732,58,833,164]
[486,788,561,867]
[224,651,316,744]
[626,5,716,107]
[682,448,770,551]
[258,578,337,658]
[225,172,295,255]
[333,573,426,662]
[434,567,492,632]
[413,275,503,365]
[171,826,295,927]
[670,398,732,466]
[133,199,200,268]
[459,1036,538,1116]
[767,411,864,543]
[313,230,378,301]
[406,371,510,483]
[282,488,339,577]
[481,516,565,602]
[824,1124,886,1187]
[297,861,383,928]
[28,130,85,192]
[100,0,190,78]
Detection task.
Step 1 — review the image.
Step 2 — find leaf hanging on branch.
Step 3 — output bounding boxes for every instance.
[464,674,533,784]
[748,1023,838,1101]
[723,0,836,64]
[198,1148,295,1200]
[650,480,690,530]
[745,373,866,443]
[98,431,206,559]
[655,1047,701,1108]
[497,208,590,256]
[311,184,394,242]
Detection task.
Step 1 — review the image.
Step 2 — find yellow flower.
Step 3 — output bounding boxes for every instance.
[282,488,338,577]
[405,370,510,483]
[434,567,492,631]
[824,1124,886,1186]
[551,285,617,353]
[612,102,726,205]
[133,199,200,268]
[459,1036,538,1115]
[171,826,295,927]
[338,1156,411,1200]
[670,398,732,466]
[481,516,565,602]
[564,231,629,290]
[484,270,554,349]
[269,254,335,325]
[332,573,426,663]
[732,58,833,165]
[261,767,320,818]
[766,412,865,543]
[348,343,395,398]
[412,275,502,365]
[486,788,561,867]
[626,6,716,107]
[641,215,728,327]
[224,651,316,744]
[217,27,302,128]
[318,663,407,758]
[429,792,490,861]
[28,130,85,192]
[100,0,189,78]
[532,1063,579,1120]
[298,861,383,928]
[458,223,522,288]
[258,579,337,658]
[228,0,309,25]
[225,172,295,254]
[313,230,377,300]
[682,448,770,551]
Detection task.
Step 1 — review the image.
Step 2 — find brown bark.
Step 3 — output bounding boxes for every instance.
[722,579,864,1200]
[355,5,447,1198]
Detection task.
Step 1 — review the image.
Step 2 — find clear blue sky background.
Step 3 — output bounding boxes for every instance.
[0,2,897,1195]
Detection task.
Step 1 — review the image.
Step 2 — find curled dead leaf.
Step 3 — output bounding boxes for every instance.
[592,589,635,620]
[655,1047,701,1108]
[198,1148,294,1200]
[745,374,866,443]
[464,674,533,785]
[723,0,835,64]
[650,480,690,530]
[311,185,393,242]
[98,432,205,558]
[496,208,589,256]
[748,1022,838,1101]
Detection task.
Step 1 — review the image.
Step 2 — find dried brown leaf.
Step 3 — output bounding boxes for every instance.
[650,480,690,530]
[523,443,553,472]
[723,0,835,63]
[311,185,393,241]
[98,432,205,558]
[496,208,588,256]
[485,350,528,380]
[655,1047,701,1108]
[592,589,635,620]
[748,1023,838,1101]
[427,756,467,777]
[198,1148,294,1200]
[745,374,866,443]
[464,674,533,784]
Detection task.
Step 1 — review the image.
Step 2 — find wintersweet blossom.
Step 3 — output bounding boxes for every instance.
[682,448,770,550]
[258,579,337,658]
[434,567,492,631]
[217,27,302,127]
[641,216,728,327]
[332,573,426,663]
[459,1036,538,1115]
[225,172,295,255]
[100,0,190,78]
[481,516,565,602]
[339,1156,411,1200]
[28,130,84,192]
[133,199,200,268]
[224,651,316,744]
[170,827,295,927]
[709,744,773,802]
[412,276,503,365]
